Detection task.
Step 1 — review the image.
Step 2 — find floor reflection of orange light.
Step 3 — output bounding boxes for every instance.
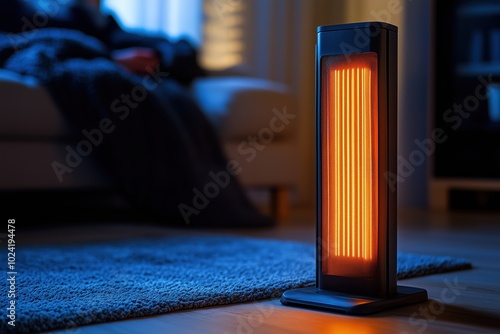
[320,319,375,334]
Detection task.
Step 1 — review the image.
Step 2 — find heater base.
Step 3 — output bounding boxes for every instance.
[280,285,428,315]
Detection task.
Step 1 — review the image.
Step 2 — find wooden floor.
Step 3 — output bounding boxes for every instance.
[23,209,500,334]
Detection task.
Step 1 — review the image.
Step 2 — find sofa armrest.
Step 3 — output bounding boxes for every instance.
[191,77,295,140]
[0,69,72,138]
[0,69,40,87]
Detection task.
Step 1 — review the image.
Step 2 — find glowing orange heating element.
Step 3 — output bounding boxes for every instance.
[321,53,378,278]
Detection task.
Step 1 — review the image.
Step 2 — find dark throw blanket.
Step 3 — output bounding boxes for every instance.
[0,28,271,227]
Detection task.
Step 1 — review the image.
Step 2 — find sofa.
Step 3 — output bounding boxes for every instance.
[0,69,298,220]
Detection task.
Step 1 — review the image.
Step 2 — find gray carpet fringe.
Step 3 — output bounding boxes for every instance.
[0,235,471,333]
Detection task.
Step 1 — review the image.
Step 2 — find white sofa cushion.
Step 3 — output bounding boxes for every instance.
[223,141,298,187]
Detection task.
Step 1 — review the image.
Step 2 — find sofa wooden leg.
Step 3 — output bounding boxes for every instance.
[271,187,290,222]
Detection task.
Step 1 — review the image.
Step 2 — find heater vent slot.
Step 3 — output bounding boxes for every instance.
[321,52,379,278]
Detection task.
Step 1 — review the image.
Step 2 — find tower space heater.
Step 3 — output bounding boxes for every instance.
[280,22,428,315]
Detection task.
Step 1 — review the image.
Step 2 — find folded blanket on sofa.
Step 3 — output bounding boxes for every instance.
[0,28,272,227]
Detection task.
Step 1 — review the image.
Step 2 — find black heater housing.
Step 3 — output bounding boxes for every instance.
[280,22,428,315]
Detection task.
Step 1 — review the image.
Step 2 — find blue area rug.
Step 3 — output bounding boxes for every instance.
[0,235,471,333]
